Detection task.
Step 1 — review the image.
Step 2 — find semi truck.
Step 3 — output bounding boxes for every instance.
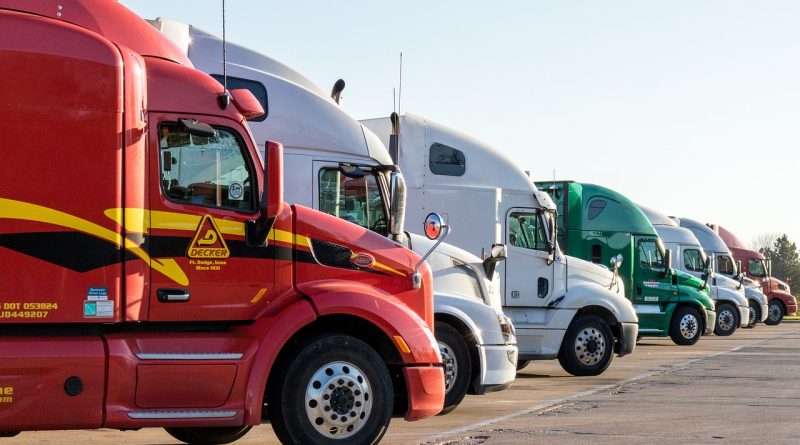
[150,18,518,414]
[536,181,715,345]
[714,225,797,325]
[0,2,444,444]
[362,115,638,376]
[640,207,750,336]
[675,217,769,326]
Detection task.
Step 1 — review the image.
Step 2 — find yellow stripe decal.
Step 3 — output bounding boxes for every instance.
[372,261,407,277]
[1,199,188,286]
[250,288,268,304]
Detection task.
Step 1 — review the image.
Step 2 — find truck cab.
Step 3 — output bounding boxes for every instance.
[362,115,638,376]
[715,225,797,325]
[0,3,443,444]
[640,207,750,336]
[537,182,716,345]
[150,18,518,414]
[676,217,769,326]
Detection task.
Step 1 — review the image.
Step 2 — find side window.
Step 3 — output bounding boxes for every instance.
[748,259,766,277]
[638,240,664,269]
[210,74,268,122]
[586,198,607,220]
[159,123,255,212]
[319,168,387,235]
[717,255,735,275]
[429,143,466,176]
[508,212,547,251]
[683,249,705,272]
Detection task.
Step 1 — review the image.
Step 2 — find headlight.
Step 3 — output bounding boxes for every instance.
[498,314,516,345]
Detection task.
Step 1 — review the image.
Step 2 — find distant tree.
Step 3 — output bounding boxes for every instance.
[758,234,800,295]
[751,232,779,253]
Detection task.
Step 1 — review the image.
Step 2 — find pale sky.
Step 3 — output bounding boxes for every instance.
[122,0,800,249]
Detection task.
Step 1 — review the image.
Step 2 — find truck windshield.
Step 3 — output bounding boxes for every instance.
[748,259,767,277]
[508,211,548,250]
[319,168,388,235]
[638,240,665,269]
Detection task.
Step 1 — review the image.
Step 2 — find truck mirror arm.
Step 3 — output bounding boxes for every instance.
[412,225,450,289]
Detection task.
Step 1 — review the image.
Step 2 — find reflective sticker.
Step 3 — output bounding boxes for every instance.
[228,182,244,201]
[644,296,659,302]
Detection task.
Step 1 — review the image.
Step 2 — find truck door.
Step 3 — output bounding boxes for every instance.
[146,115,274,321]
[632,236,677,324]
[503,208,556,307]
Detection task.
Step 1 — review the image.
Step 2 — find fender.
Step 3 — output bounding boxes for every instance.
[434,293,496,346]
[233,298,317,425]
[769,290,797,312]
[299,280,440,365]
[563,282,638,324]
[715,286,748,308]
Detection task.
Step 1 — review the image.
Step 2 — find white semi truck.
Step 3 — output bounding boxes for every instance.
[640,207,750,336]
[675,217,769,326]
[362,114,638,376]
[152,18,517,414]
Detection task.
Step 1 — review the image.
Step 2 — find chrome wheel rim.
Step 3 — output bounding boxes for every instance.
[304,361,371,439]
[680,314,699,339]
[717,309,735,332]
[438,341,458,395]
[769,303,781,322]
[573,326,607,366]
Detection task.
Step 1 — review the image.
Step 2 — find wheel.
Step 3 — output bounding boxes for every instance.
[669,306,702,345]
[747,300,760,327]
[435,322,471,415]
[165,426,252,445]
[765,300,785,326]
[267,334,393,445]
[713,303,739,336]
[516,360,531,371]
[557,315,614,376]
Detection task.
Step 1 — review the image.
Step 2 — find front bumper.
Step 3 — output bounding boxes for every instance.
[738,305,751,328]
[703,309,716,335]
[617,322,638,357]
[473,344,517,395]
[759,303,769,322]
[403,366,445,421]
[786,297,798,316]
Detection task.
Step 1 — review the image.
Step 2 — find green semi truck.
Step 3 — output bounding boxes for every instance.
[537,181,716,345]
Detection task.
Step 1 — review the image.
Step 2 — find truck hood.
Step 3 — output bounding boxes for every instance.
[674,269,706,290]
[407,233,501,312]
[566,255,622,292]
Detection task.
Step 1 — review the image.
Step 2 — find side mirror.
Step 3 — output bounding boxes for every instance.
[246,141,283,246]
[766,259,772,277]
[413,213,451,288]
[663,248,672,273]
[482,243,508,278]
[609,254,623,269]
[389,172,406,242]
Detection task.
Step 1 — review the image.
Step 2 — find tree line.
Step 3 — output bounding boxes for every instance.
[753,233,800,296]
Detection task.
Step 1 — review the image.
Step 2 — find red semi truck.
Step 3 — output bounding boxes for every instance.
[0,1,443,444]
[714,225,797,325]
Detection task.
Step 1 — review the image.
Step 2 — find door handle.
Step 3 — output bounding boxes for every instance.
[157,289,190,303]
[537,278,548,298]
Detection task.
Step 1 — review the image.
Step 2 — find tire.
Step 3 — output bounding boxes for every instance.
[747,300,760,327]
[267,334,393,445]
[713,303,739,336]
[516,360,531,372]
[765,300,785,326]
[557,315,614,376]
[435,322,471,415]
[669,306,702,345]
[165,426,252,445]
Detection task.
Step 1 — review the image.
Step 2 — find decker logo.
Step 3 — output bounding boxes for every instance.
[187,215,230,259]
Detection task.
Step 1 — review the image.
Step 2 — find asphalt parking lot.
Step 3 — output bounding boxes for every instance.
[7,321,800,444]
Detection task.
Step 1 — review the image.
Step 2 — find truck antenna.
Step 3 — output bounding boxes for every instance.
[218,0,230,109]
[398,52,403,117]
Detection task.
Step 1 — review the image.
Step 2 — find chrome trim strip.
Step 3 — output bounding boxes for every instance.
[127,410,238,419]
[136,353,243,360]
